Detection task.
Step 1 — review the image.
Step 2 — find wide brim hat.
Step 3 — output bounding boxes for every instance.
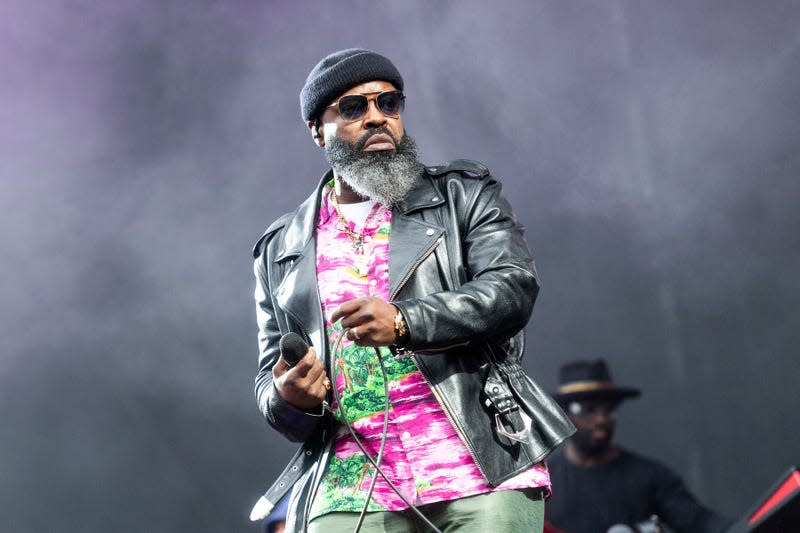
[552,358,640,405]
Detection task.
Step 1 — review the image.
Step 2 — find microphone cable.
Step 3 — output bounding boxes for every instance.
[329,328,443,533]
[329,329,388,532]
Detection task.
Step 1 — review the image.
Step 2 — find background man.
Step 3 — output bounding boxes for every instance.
[250,48,573,533]
[545,359,731,533]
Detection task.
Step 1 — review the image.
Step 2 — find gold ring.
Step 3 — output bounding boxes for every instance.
[352,328,360,340]
[323,378,331,390]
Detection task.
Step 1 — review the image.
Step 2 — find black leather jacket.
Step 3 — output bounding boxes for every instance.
[251,160,574,531]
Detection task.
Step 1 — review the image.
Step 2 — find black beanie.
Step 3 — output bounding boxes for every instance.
[300,48,404,122]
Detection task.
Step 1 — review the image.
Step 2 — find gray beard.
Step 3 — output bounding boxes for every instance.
[324,129,421,206]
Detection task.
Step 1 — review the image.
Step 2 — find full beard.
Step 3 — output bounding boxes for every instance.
[324,127,421,206]
[572,425,615,458]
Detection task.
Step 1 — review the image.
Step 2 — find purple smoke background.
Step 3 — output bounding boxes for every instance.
[2,1,799,531]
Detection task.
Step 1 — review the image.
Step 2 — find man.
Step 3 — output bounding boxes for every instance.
[545,359,731,533]
[250,48,574,533]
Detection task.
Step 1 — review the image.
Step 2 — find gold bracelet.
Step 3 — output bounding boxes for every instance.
[393,309,407,343]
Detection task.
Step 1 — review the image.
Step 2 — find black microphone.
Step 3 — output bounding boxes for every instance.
[280,332,309,367]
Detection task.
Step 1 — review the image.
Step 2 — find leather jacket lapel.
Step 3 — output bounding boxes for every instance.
[388,211,443,299]
[389,174,446,298]
[275,239,325,351]
[273,174,328,349]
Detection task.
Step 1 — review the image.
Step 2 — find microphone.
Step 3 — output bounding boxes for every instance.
[280,332,309,367]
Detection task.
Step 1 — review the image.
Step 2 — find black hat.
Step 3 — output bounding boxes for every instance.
[300,48,404,122]
[553,359,640,405]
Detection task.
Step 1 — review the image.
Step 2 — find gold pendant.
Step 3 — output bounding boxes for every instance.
[354,254,369,277]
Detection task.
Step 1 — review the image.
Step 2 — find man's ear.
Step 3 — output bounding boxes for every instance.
[307,120,325,147]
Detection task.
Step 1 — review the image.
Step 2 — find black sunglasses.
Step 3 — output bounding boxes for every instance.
[326,90,406,122]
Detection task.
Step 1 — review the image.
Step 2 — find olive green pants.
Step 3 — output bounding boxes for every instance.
[307,488,545,533]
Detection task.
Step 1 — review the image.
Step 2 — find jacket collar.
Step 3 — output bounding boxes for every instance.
[275,167,444,261]
[395,167,444,215]
[395,166,445,215]
[277,167,444,262]
[273,170,332,262]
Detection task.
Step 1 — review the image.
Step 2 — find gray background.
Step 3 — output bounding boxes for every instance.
[2,1,798,531]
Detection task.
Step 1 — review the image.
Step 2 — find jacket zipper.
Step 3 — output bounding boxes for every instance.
[389,237,441,302]
[389,236,490,482]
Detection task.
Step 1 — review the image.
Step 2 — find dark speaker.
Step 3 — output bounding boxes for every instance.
[727,466,800,533]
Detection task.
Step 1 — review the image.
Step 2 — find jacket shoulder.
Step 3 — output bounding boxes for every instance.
[425,159,490,179]
[252,213,291,258]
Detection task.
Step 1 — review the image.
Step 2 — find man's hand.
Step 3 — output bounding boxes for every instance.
[331,296,399,347]
[272,346,330,410]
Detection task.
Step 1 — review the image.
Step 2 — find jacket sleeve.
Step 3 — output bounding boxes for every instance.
[394,172,540,351]
[253,228,323,443]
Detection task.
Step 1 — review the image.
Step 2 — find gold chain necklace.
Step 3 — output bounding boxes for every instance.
[329,189,380,253]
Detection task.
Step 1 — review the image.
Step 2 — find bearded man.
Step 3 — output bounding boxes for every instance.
[250,48,574,533]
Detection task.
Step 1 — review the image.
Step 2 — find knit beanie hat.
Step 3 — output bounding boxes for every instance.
[300,48,404,122]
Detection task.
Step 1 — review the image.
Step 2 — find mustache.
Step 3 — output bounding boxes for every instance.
[354,126,400,151]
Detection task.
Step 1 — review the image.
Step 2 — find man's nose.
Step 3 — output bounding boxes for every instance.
[592,409,614,423]
[363,99,387,127]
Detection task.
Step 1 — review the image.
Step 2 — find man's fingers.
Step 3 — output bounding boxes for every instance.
[304,359,325,384]
[284,347,317,376]
[331,300,359,323]
[348,325,368,343]
[331,296,381,324]
[312,375,331,399]
[301,346,318,364]
[272,357,290,377]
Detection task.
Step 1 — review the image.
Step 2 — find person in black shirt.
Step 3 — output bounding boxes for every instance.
[544,359,731,533]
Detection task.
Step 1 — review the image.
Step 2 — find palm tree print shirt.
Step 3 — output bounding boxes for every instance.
[309,183,550,520]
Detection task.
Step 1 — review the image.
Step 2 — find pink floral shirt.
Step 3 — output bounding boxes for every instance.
[309,183,549,520]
